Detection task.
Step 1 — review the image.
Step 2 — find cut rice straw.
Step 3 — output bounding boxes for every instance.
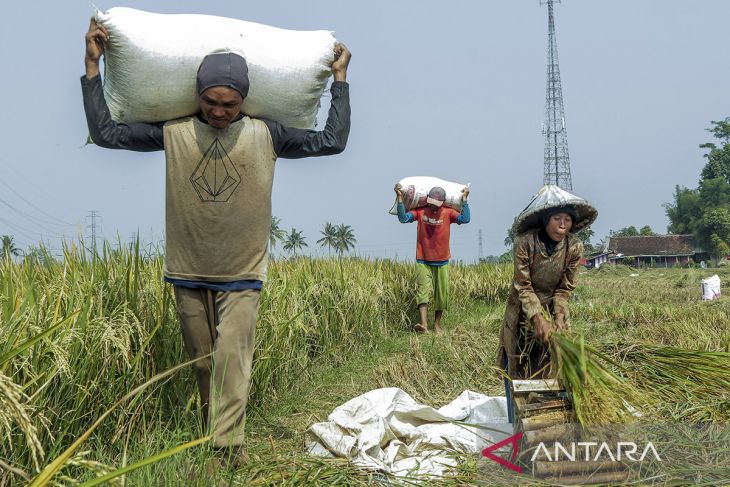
[552,332,645,424]
[554,333,730,424]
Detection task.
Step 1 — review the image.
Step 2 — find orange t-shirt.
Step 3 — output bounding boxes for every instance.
[409,207,461,262]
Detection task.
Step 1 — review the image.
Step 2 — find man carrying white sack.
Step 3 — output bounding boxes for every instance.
[81,20,351,468]
[394,184,470,334]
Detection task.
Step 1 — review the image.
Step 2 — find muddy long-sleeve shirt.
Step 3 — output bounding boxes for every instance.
[80,74,350,289]
[497,229,583,378]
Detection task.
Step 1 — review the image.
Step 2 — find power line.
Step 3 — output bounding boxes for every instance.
[0,216,45,242]
[0,215,69,240]
[0,175,75,226]
[0,195,74,236]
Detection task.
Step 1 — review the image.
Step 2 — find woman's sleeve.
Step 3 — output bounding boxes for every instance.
[513,236,543,320]
[553,240,584,319]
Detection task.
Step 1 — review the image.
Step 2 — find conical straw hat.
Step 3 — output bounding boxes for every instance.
[512,185,598,235]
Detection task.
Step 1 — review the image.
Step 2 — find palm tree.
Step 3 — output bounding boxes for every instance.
[317,222,338,254]
[283,228,308,257]
[270,216,286,252]
[23,245,53,266]
[1,235,20,259]
[334,224,356,256]
[504,228,515,250]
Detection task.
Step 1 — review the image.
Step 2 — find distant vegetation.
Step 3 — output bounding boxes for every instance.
[666,118,730,259]
[610,225,656,237]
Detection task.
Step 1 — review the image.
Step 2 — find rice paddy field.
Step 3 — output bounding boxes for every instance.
[1,244,728,486]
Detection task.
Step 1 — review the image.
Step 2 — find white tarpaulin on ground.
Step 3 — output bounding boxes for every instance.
[701,274,721,301]
[95,7,336,129]
[305,388,509,479]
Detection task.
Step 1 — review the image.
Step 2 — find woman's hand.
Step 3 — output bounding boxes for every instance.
[555,314,568,331]
[532,314,552,343]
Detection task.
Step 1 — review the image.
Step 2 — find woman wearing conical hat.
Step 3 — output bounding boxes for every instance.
[497,185,597,423]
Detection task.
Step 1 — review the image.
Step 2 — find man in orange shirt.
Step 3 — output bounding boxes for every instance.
[395,184,470,333]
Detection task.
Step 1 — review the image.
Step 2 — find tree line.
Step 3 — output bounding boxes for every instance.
[665,118,730,259]
[269,217,357,257]
[1,220,358,261]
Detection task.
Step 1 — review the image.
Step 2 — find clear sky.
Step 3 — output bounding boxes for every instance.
[1,0,729,261]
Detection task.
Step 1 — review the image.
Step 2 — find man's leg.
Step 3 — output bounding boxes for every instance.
[208,289,259,456]
[415,263,433,332]
[432,265,449,333]
[174,286,217,432]
[417,304,429,332]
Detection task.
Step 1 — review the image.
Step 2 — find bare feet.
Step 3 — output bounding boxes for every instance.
[229,447,249,469]
[212,446,249,471]
[433,310,444,335]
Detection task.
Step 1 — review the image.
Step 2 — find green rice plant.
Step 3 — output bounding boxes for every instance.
[1,241,511,481]
[0,370,45,472]
[28,357,207,487]
[251,259,511,409]
[5,240,724,484]
[448,262,512,304]
[76,436,210,487]
[1,241,186,479]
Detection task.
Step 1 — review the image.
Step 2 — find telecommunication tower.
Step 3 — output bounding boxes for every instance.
[541,0,573,190]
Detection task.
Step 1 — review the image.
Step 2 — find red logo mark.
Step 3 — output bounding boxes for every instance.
[481,432,524,473]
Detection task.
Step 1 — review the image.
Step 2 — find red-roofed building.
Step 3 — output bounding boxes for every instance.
[587,234,710,268]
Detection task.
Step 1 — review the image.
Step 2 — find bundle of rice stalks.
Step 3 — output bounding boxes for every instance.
[554,333,730,424]
[615,345,730,422]
[551,333,644,424]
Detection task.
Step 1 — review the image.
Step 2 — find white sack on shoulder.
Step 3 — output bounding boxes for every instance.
[96,7,336,129]
[390,176,469,215]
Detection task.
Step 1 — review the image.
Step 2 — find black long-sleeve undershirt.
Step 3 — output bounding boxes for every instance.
[80,74,350,159]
